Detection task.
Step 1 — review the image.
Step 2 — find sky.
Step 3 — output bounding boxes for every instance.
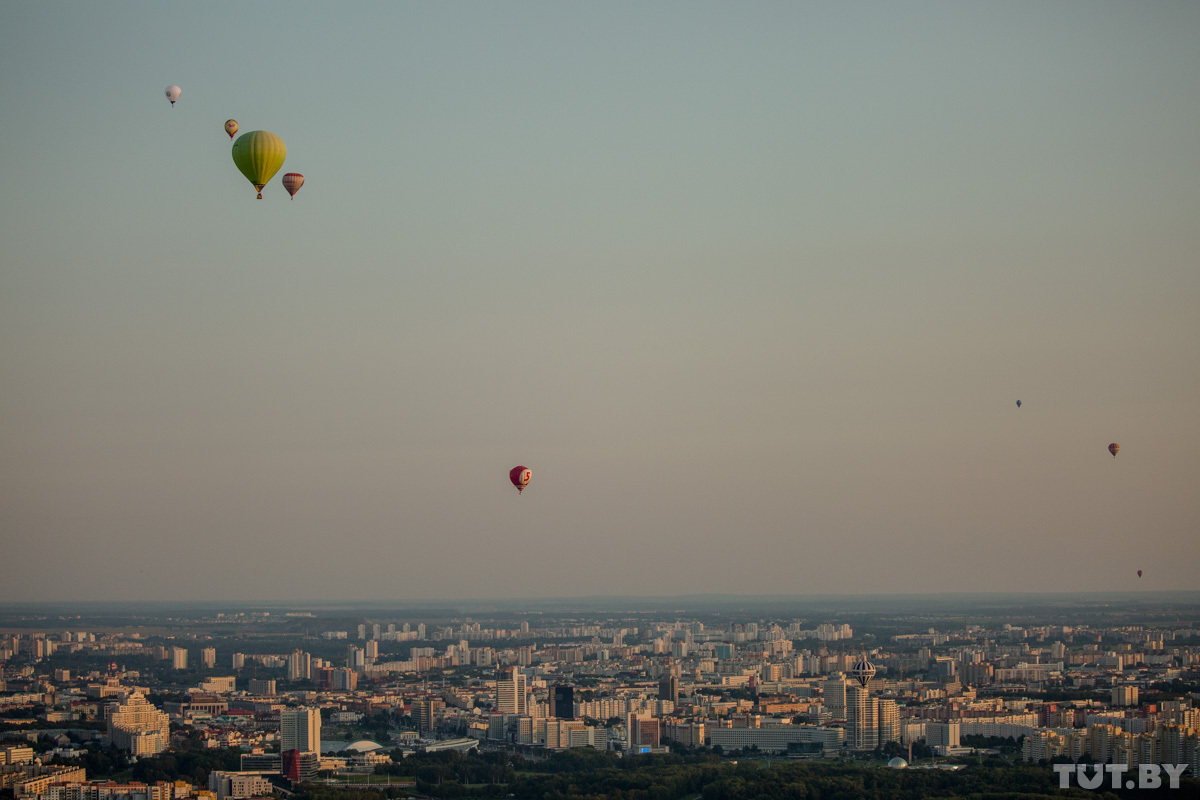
[1,2,1198,603]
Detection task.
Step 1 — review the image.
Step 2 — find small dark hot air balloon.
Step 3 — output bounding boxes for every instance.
[1016,400,1021,408]
[1109,443,1120,458]
[509,466,531,495]
[1137,570,1143,578]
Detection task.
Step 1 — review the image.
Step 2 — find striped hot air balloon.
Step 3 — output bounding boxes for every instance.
[1109,443,1120,458]
[850,660,876,688]
[282,173,305,199]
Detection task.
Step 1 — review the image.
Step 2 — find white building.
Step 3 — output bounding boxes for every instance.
[846,685,878,751]
[877,699,900,745]
[708,723,843,755]
[288,650,311,681]
[107,692,170,756]
[201,648,217,669]
[496,669,527,715]
[209,772,275,800]
[280,707,321,754]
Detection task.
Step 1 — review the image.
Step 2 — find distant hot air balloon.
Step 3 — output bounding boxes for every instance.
[282,172,305,199]
[509,466,531,495]
[850,660,876,689]
[1137,570,1143,578]
[1109,443,1120,458]
[1016,400,1022,408]
[231,130,287,199]
[165,85,181,107]
[225,119,238,139]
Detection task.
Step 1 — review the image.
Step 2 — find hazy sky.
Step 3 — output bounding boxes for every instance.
[2,2,1198,602]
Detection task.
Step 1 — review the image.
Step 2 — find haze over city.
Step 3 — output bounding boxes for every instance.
[2,2,1198,602]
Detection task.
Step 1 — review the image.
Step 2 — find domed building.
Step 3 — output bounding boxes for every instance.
[887,757,909,769]
[346,740,385,753]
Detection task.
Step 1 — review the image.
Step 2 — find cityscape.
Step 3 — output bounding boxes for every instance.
[4,2,1200,799]
[2,596,1199,799]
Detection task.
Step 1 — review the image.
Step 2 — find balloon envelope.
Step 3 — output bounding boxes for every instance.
[165,85,181,106]
[282,172,305,198]
[1137,570,1142,578]
[225,119,238,139]
[509,466,532,494]
[1109,443,1120,458]
[1016,400,1021,408]
[231,131,287,199]
[850,660,876,688]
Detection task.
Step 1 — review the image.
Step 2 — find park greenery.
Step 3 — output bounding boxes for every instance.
[54,739,1200,800]
[302,748,1198,800]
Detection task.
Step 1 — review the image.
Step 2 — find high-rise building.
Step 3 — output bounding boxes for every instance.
[552,685,574,719]
[413,698,442,733]
[201,648,217,669]
[659,674,679,704]
[107,692,170,756]
[288,650,311,681]
[171,647,188,670]
[331,668,358,691]
[496,668,527,715]
[1112,686,1138,707]
[926,720,961,752]
[346,645,365,671]
[280,708,321,754]
[845,685,878,751]
[877,699,900,746]
[248,678,276,696]
[231,653,245,670]
[545,718,586,750]
[823,674,847,719]
[627,713,660,752]
[488,713,506,741]
[664,720,706,748]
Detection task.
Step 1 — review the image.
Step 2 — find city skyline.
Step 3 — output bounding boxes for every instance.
[2,2,1198,602]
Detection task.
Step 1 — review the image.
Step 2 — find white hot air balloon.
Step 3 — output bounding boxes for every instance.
[164,85,181,107]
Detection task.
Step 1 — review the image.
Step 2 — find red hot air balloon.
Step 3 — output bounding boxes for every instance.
[1109,443,1120,458]
[1137,570,1142,578]
[509,466,531,495]
[282,172,304,198]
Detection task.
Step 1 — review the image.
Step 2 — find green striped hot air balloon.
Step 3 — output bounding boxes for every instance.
[231,130,287,199]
